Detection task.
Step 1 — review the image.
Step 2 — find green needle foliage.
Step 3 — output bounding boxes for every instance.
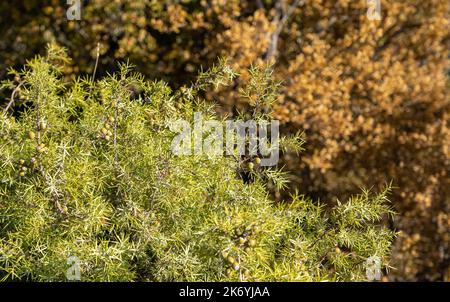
[0,45,395,281]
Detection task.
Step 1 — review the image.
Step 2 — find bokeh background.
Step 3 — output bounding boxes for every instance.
[0,0,449,281]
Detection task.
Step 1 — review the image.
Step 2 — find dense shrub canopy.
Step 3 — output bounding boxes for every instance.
[0,47,395,281]
[0,0,448,281]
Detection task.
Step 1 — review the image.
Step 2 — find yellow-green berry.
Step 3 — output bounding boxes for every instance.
[248,239,257,247]
[28,131,36,140]
[39,121,47,130]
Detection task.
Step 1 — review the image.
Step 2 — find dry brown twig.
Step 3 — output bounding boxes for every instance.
[265,0,304,61]
[3,80,24,116]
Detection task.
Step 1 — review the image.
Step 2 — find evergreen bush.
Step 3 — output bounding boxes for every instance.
[0,45,395,281]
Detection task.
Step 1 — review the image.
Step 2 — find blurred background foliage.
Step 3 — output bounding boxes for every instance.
[0,0,449,281]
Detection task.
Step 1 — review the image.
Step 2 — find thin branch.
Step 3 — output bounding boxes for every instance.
[35,92,45,177]
[238,254,243,282]
[89,42,100,96]
[114,96,120,166]
[256,0,265,10]
[92,42,100,83]
[265,0,304,61]
[307,222,336,249]
[35,90,66,215]
[372,22,422,60]
[3,81,24,116]
[318,249,331,265]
